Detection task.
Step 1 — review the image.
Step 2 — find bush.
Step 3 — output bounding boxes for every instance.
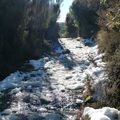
[68,0,99,38]
[96,30,120,57]
[0,0,62,80]
[96,30,120,107]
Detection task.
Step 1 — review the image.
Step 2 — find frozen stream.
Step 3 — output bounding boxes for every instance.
[0,38,106,120]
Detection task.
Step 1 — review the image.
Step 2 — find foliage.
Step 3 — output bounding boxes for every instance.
[98,0,120,31]
[46,3,61,40]
[96,0,120,108]
[0,0,62,79]
[64,0,120,109]
[67,0,120,108]
[58,23,67,37]
[0,0,28,79]
[65,0,99,38]
[65,13,79,38]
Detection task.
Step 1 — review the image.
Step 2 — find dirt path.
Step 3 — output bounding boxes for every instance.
[0,38,106,120]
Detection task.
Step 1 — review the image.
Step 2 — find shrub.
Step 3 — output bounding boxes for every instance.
[68,0,99,38]
[97,31,120,57]
[83,75,95,100]
[96,30,120,108]
[0,0,62,79]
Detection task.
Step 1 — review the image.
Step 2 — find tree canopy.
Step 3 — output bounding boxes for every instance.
[0,0,62,79]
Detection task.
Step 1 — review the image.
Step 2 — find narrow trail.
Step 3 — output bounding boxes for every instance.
[0,38,106,120]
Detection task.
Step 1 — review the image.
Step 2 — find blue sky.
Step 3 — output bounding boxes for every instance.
[57,0,74,23]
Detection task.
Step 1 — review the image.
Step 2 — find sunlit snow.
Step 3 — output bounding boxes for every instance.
[83,107,120,120]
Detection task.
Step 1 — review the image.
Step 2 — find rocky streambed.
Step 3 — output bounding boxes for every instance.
[0,38,106,120]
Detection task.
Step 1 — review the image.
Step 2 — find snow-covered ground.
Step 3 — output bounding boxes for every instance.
[0,38,111,120]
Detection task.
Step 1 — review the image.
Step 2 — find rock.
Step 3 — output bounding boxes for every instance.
[76,99,83,104]
[44,57,49,62]
[76,99,83,108]
[40,95,53,105]
[76,46,83,48]
[61,89,65,92]
[62,49,70,54]
[10,88,21,94]
[38,107,47,112]
[46,106,56,110]
[23,94,41,105]
[23,96,30,103]
[26,85,32,92]
[9,114,28,120]
[1,109,11,115]
[40,98,51,105]
[47,72,53,76]
[65,76,73,80]
[76,37,81,41]
[64,103,78,109]
[45,113,63,120]
[67,84,83,90]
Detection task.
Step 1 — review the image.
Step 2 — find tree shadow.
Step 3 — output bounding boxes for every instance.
[50,39,77,70]
[82,38,96,47]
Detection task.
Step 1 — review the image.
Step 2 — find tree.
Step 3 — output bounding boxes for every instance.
[65,13,78,38]
[45,0,63,40]
[0,0,63,79]
[67,0,99,38]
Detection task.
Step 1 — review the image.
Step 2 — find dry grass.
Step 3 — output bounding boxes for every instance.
[82,115,91,120]
[96,30,120,108]
[83,75,95,99]
[96,30,120,58]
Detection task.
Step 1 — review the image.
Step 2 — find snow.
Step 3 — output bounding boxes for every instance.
[0,69,47,92]
[83,107,120,120]
[0,38,108,120]
[0,71,23,91]
[29,59,45,70]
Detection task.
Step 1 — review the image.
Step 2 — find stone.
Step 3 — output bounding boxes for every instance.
[44,57,49,62]
[76,46,82,48]
[62,49,70,54]
[65,76,73,80]
[1,109,11,115]
[67,84,83,90]
[40,98,51,105]
[38,107,47,112]
[9,114,28,120]
[45,113,63,120]
[61,89,65,92]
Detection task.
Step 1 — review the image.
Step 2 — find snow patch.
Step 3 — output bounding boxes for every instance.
[29,59,45,69]
[0,71,23,91]
[83,107,120,120]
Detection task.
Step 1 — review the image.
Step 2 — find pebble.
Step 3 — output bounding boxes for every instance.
[65,76,73,80]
